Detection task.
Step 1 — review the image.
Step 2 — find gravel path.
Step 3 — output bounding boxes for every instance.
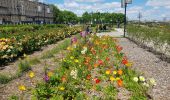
[97,30,170,100]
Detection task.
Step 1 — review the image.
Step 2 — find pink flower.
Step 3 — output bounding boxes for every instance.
[71,37,77,44]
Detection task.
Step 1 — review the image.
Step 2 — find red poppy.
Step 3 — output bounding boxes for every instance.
[122,58,128,65]
[98,60,103,65]
[95,78,101,84]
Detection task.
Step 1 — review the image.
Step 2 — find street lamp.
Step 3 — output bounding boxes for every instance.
[121,0,132,37]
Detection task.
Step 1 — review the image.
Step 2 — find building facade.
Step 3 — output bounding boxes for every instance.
[0,0,53,24]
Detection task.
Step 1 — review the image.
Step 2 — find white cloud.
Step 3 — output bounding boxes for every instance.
[55,0,121,16]
[127,6,143,14]
[75,0,104,3]
[146,0,170,9]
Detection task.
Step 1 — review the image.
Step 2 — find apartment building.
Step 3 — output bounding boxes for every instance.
[0,0,53,24]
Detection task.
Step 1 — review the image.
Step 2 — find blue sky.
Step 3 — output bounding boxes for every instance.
[42,0,170,21]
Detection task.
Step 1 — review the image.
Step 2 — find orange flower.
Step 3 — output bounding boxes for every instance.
[116,45,123,52]
[106,57,110,61]
[84,62,89,66]
[94,63,99,68]
[88,65,92,70]
[99,50,103,53]
[90,48,96,55]
[102,45,108,49]
[95,40,100,45]
[86,74,91,80]
[118,69,123,75]
[61,76,66,82]
[117,79,123,87]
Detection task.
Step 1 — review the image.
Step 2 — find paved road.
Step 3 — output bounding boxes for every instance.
[97,30,170,100]
[97,28,124,37]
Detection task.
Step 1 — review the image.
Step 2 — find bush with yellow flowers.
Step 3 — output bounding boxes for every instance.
[0,26,82,65]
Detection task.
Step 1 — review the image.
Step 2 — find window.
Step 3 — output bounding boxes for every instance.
[38,6,41,12]
[47,7,50,13]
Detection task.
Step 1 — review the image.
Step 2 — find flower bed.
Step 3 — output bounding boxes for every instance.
[0,24,66,34]
[26,33,156,99]
[0,26,82,64]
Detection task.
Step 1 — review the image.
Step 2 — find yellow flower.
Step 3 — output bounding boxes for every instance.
[47,72,53,77]
[70,56,74,59]
[125,62,133,67]
[116,77,120,80]
[74,59,79,63]
[23,53,27,58]
[59,87,65,91]
[19,85,26,91]
[110,76,115,82]
[29,71,35,78]
[105,70,111,75]
[113,71,117,75]
[67,46,72,51]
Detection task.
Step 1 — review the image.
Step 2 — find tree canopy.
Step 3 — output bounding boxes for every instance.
[52,5,125,24]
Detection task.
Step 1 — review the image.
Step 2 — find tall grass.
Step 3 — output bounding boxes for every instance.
[127,24,170,44]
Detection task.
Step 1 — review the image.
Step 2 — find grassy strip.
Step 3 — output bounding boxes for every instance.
[127,24,170,44]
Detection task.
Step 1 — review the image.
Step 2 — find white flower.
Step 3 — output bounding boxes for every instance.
[139,76,145,82]
[70,69,78,79]
[133,77,139,82]
[6,49,11,53]
[143,82,149,87]
[73,44,77,48]
[149,78,156,86]
[81,46,87,54]
[81,50,86,54]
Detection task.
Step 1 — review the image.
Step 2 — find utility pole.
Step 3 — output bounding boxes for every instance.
[124,3,127,37]
[138,12,142,26]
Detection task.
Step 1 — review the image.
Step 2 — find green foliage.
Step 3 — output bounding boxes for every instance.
[18,60,31,74]
[0,74,11,84]
[52,5,78,24]
[29,57,41,65]
[81,12,124,24]
[9,95,19,100]
[122,69,148,100]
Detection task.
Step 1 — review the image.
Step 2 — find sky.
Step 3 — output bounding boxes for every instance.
[41,0,170,21]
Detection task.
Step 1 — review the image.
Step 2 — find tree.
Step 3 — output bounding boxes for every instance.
[51,5,61,23]
[52,5,78,24]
